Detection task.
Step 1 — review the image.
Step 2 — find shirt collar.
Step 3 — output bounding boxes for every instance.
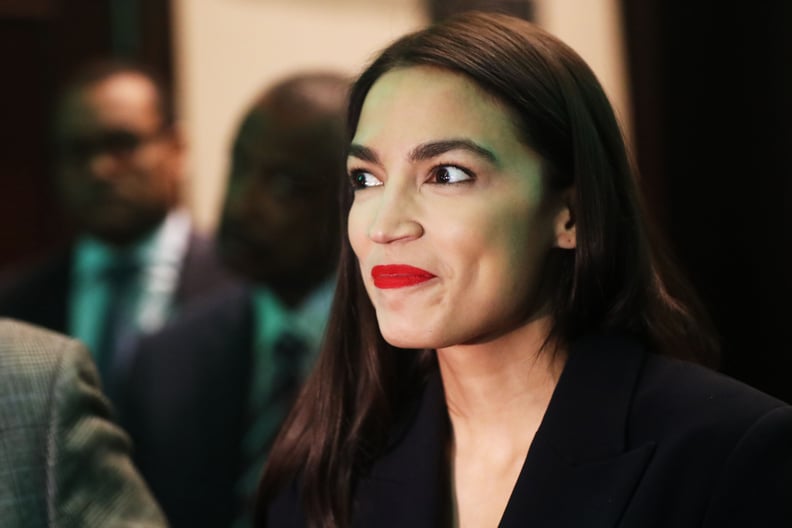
[252,276,336,354]
[72,209,191,277]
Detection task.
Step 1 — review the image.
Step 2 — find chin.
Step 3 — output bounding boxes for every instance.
[86,223,151,247]
[82,208,164,245]
[379,324,438,350]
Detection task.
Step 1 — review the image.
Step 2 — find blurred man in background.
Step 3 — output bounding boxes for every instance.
[0,60,232,402]
[120,71,349,528]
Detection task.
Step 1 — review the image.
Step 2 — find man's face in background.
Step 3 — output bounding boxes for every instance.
[219,101,344,304]
[54,72,183,246]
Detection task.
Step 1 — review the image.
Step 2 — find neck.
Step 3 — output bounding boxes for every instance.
[437,316,566,448]
[439,318,566,528]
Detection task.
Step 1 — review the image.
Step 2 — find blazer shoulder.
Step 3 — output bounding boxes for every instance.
[0,319,76,382]
[0,320,168,526]
[633,352,789,440]
[137,282,253,355]
[44,324,168,526]
[0,319,79,452]
[702,405,792,526]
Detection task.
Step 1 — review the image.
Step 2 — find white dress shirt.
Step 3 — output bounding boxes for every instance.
[68,209,192,365]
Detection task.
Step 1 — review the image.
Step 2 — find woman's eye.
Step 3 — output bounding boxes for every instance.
[350,169,382,189]
[430,165,473,184]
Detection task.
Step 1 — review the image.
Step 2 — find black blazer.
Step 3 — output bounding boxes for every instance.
[265,336,792,527]
[120,284,256,528]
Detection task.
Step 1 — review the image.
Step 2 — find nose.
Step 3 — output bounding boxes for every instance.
[226,175,290,238]
[367,184,423,244]
[88,152,119,181]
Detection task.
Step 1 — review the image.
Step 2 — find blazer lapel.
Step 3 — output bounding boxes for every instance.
[175,231,234,305]
[500,335,655,528]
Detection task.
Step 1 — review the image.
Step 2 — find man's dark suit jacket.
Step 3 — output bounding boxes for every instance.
[120,284,255,528]
[0,232,232,335]
[265,336,792,527]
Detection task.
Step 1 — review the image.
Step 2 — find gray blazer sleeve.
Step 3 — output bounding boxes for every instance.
[0,319,168,527]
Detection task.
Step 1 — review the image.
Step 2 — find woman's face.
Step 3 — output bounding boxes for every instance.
[347,66,573,349]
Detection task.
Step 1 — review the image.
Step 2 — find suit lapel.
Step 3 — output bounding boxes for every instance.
[175,231,233,305]
[500,335,655,527]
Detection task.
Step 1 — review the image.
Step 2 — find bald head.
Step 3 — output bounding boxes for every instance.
[255,73,350,117]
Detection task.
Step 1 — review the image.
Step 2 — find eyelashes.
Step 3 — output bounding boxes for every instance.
[349,169,382,190]
[429,165,473,184]
[348,164,476,190]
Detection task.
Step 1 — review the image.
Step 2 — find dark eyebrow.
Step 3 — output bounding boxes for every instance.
[347,144,380,164]
[348,139,498,167]
[409,139,497,164]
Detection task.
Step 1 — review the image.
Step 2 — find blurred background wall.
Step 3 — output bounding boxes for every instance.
[173,0,427,230]
[0,0,789,402]
[0,0,173,268]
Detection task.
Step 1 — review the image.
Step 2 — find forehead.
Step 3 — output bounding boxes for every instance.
[353,66,521,152]
[56,73,162,134]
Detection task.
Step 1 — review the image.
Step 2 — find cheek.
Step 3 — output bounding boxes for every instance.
[137,147,175,186]
[453,204,552,306]
[347,201,385,309]
[347,201,369,261]
[56,172,93,209]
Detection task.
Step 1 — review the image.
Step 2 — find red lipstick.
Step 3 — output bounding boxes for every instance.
[371,264,435,289]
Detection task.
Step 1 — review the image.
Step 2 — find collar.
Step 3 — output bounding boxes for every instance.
[73,209,191,276]
[252,278,335,356]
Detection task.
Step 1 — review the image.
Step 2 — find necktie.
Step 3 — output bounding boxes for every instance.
[233,332,309,527]
[95,257,139,393]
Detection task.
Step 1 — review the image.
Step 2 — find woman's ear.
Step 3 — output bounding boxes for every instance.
[553,189,576,249]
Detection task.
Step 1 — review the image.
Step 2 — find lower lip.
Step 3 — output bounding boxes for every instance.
[372,265,435,289]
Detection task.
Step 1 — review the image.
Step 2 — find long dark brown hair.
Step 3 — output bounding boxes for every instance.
[256,12,717,527]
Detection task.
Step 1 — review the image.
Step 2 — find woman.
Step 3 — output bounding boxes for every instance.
[257,12,792,527]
